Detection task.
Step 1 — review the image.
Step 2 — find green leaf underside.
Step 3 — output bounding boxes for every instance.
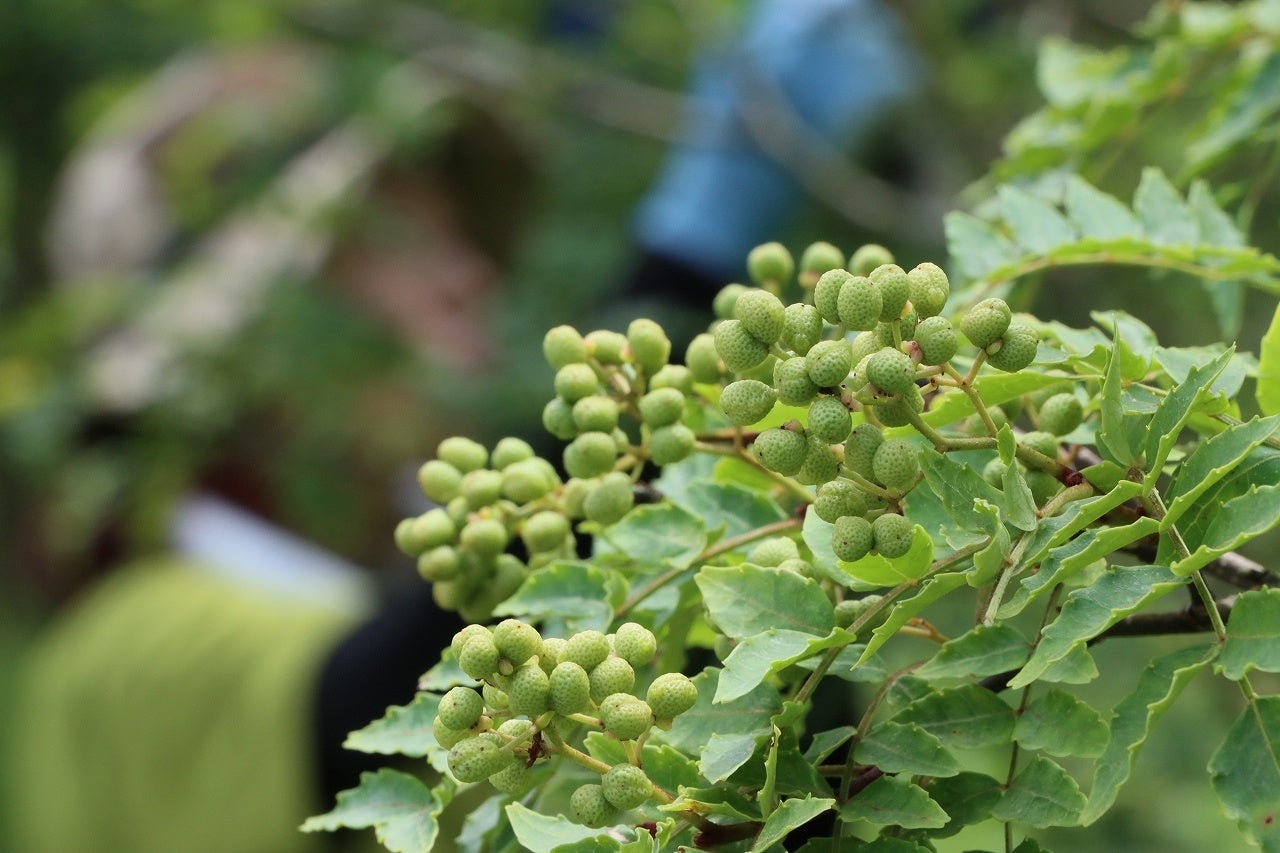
[663,668,780,756]
[506,801,633,853]
[682,481,788,541]
[991,756,1087,828]
[918,450,1005,533]
[854,721,961,777]
[493,561,614,630]
[892,685,1016,750]
[1210,696,1280,852]
[697,565,835,639]
[749,797,837,852]
[344,691,441,761]
[716,627,857,703]
[302,769,451,853]
[1219,589,1280,680]
[702,732,762,783]
[593,503,708,568]
[1013,689,1109,757]
[840,775,950,829]
[916,625,1031,680]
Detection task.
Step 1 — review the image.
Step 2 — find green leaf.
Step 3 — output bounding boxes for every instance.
[1097,335,1135,465]
[1037,37,1129,109]
[991,755,1086,828]
[1013,689,1108,757]
[1133,168,1198,245]
[893,685,1016,750]
[505,801,631,853]
[1219,589,1280,680]
[1210,696,1280,852]
[924,772,1003,838]
[1189,182,1245,337]
[716,628,856,703]
[457,794,505,853]
[1188,51,1280,171]
[945,211,1023,282]
[1083,642,1217,824]
[666,786,761,821]
[998,425,1038,531]
[749,797,836,852]
[854,721,961,777]
[640,743,703,795]
[1063,174,1142,240]
[663,668,781,756]
[696,565,834,640]
[916,625,1031,680]
[344,692,441,764]
[493,561,615,631]
[840,775,950,829]
[302,769,452,853]
[1010,565,1185,689]
[1143,347,1234,488]
[921,371,1069,429]
[1037,643,1099,685]
[917,450,1005,533]
[841,526,935,587]
[1164,415,1280,527]
[701,732,764,783]
[998,184,1077,254]
[681,481,788,541]
[593,504,707,568]
[1173,484,1280,575]
[1258,303,1280,417]
[857,572,970,664]
[804,726,857,765]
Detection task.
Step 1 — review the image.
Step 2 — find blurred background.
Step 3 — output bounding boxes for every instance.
[0,1,1270,851]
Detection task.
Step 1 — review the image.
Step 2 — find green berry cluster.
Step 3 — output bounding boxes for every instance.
[434,618,697,821]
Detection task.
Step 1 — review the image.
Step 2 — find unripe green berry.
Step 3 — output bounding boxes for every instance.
[795,435,839,486]
[747,536,801,567]
[873,383,924,428]
[417,460,462,504]
[834,594,887,631]
[868,264,911,322]
[649,423,696,466]
[613,622,657,667]
[522,511,571,554]
[814,479,869,523]
[806,339,853,388]
[714,319,770,373]
[807,396,852,444]
[814,269,852,325]
[549,661,592,714]
[1027,470,1064,506]
[490,437,535,471]
[565,432,617,479]
[986,323,1039,373]
[459,634,501,680]
[866,347,917,396]
[555,363,600,403]
[602,763,652,810]
[844,423,884,479]
[913,316,958,365]
[483,682,510,711]
[589,657,636,704]
[494,618,543,666]
[508,661,551,717]
[451,624,491,660]
[544,325,588,368]
[774,357,820,406]
[432,716,474,750]
[734,288,787,345]
[438,686,485,730]
[721,379,777,426]
[638,387,686,428]
[488,761,534,796]
[395,509,453,556]
[460,517,508,559]
[627,318,671,372]
[448,734,505,783]
[571,395,619,434]
[461,468,504,510]
[832,515,874,562]
[837,275,882,331]
[960,298,1012,350]
[570,783,616,828]
[780,302,823,355]
[872,513,915,558]
[600,694,654,741]
[650,364,695,395]
[982,456,1008,487]
[438,437,488,474]
[647,673,698,719]
[747,241,795,286]
[501,458,555,503]
[583,472,634,525]
[872,437,920,491]
[799,241,844,287]
[685,332,723,383]
[586,330,629,365]
[752,427,809,476]
[542,397,579,440]
[539,637,568,674]
[564,629,611,671]
[906,262,949,318]
[1020,430,1059,462]
[713,283,749,321]
[418,545,461,581]
[1037,392,1084,436]
[849,243,895,277]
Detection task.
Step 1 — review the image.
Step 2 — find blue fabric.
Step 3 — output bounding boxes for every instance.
[634,0,919,280]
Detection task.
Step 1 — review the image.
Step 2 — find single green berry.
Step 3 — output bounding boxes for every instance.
[539,638,568,674]
[554,363,600,403]
[907,262,950,318]
[451,624,491,660]
[834,594,887,633]
[564,432,617,479]
[542,397,579,440]
[866,347,917,396]
[602,763,652,810]
[522,511,571,554]
[1037,392,1083,436]
[843,423,883,479]
[448,734,505,783]
[850,331,880,368]
[849,243,894,277]
[438,437,488,474]
[647,673,698,719]
[432,716,474,750]
[564,629,611,671]
[780,302,823,355]
[960,298,1012,350]
[438,686,485,730]
[734,288,787,344]
[508,661,551,716]
[986,323,1039,373]
[912,316,958,366]
[799,241,844,287]
[417,459,462,504]
[714,319,770,373]
[807,396,852,444]
[570,783,616,828]
[869,264,911,322]
[649,423,696,466]
[981,456,1008,488]
[627,318,671,373]
[613,622,657,667]
[488,761,534,796]
[501,458,555,503]
[590,657,636,704]
[549,660,592,714]
[490,437,535,470]
[583,472,634,525]
[639,387,686,428]
[814,269,852,325]
[873,383,924,428]
[572,395,620,433]
[461,469,504,510]
[396,508,455,555]
[774,357,820,407]
[585,330,629,365]
[836,275,882,331]
[795,435,839,486]
[600,694,654,741]
[1027,470,1063,506]
[460,518,509,559]
[721,379,777,426]
[832,515,874,562]
[494,618,543,666]
[544,325,588,368]
[483,683,510,711]
[747,536,801,567]
[814,479,869,523]
[806,339,854,388]
[1020,430,1059,462]
[685,333,723,382]
[650,364,694,395]
[445,495,470,528]
[713,283,749,321]
[752,427,809,476]
[458,634,501,680]
[871,438,920,491]
[873,310,918,349]
[417,545,461,582]
[747,241,795,286]
[872,513,915,558]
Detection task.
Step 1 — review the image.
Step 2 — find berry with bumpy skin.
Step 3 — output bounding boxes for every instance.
[542,397,578,440]
[460,518,508,559]
[565,432,617,479]
[907,262,950,318]
[461,469,503,510]
[584,472,635,525]
[483,682,510,711]
[627,318,671,372]
[807,396,852,444]
[780,302,823,355]
[1020,430,1059,462]
[799,241,844,287]
[417,546,460,582]
[832,515,874,562]
[438,437,488,473]
[986,323,1039,373]
[494,619,543,666]
[451,624,491,660]
[796,436,839,486]
[544,325,588,368]
[850,243,895,276]
[982,457,1008,488]
[491,437,535,471]
[814,269,852,324]
[748,536,801,567]
[774,357,820,406]
[747,241,795,286]
[439,686,485,730]
[539,638,568,674]
[837,275,882,331]
[522,511,571,554]
[448,735,506,783]
[649,424,696,466]
[488,761,534,796]
[432,717,474,750]
[590,657,636,704]
[647,673,698,719]
[417,460,462,504]
[752,428,809,476]
[866,347,917,396]
[502,458,555,503]
[721,379,777,426]
[714,319,770,373]
[603,763,652,811]
[549,661,592,714]
[564,629,611,671]
[713,284,749,321]
[872,438,920,491]
[869,264,911,322]
[570,783,617,828]
[601,694,654,741]
[734,288,786,344]
[814,479,869,523]
[960,298,1012,349]
[913,316,958,365]
[572,395,620,433]
[834,595,886,630]
[638,387,686,428]
[650,364,694,395]
[1037,392,1083,436]
[459,633,501,680]
[874,383,924,428]
[586,330,629,365]
[554,363,600,403]
[806,339,854,388]
[613,623,657,667]
[685,333,723,382]
[1027,470,1063,506]
[508,662,551,717]
[844,423,884,479]
[872,513,914,558]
